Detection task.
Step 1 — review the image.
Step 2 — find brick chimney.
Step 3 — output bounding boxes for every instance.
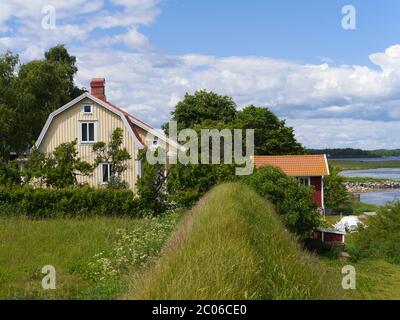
[90,78,106,101]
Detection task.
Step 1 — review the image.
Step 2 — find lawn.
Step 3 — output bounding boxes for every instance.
[330,159,400,170]
[0,214,180,299]
[322,257,400,300]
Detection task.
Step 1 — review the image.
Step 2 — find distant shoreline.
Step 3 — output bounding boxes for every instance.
[330,159,400,170]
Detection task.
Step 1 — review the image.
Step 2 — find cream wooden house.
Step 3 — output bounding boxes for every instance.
[35,78,180,191]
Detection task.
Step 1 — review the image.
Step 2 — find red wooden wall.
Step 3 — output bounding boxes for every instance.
[310,176,322,207]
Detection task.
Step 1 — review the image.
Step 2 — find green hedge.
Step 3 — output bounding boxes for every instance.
[241,165,321,239]
[0,187,142,218]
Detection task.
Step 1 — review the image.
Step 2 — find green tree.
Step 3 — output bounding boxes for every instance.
[44,44,85,98]
[92,128,131,189]
[324,164,349,211]
[0,45,85,158]
[22,146,47,186]
[136,148,169,214]
[164,90,237,131]
[43,140,93,188]
[235,105,305,155]
[0,160,21,187]
[0,51,19,160]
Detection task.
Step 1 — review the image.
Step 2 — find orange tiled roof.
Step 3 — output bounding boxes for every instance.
[252,155,330,177]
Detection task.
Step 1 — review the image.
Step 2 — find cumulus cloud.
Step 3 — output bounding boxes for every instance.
[1,0,400,148]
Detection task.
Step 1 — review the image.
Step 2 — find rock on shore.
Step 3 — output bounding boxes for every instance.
[346,181,400,193]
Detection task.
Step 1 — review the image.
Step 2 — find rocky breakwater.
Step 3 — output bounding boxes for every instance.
[346,181,400,193]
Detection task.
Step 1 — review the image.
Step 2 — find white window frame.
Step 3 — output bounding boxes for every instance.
[99,163,113,185]
[296,176,311,186]
[82,104,93,114]
[78,121,97,144]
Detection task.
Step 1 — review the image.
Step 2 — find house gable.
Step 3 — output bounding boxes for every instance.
[36,92,144,150]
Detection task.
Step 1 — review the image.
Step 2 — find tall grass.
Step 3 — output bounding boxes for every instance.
[347,202,400,263]
[125,182,344,300]
[0,214,180,299]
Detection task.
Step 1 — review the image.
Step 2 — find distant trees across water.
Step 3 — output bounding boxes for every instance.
[307,148,400,158]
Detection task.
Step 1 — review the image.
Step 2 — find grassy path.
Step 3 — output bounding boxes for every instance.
[124,183,344,300]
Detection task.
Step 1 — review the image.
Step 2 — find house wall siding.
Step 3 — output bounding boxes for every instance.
[38,98,138,191]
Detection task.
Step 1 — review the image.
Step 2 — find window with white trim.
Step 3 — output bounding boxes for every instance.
[80,121,97,143]
[100,163,113,184]
[82,104,93,114]
[296,177,310,186]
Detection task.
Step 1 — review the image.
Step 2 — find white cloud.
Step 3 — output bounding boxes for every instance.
[2,1,400,148]
[287,118,400,149]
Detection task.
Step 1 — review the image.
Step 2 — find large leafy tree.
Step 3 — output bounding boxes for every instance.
[0,45,84,159]
[0,51,19,160]
[164,90,237,131]
[235,105,305,155]
[160,90,305,208]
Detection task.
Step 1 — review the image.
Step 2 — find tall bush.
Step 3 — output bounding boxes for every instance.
[348,202,400,263]
[241,165,321,238]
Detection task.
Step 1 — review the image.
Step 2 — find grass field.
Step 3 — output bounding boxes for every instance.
[0,214,180,299]
[330,159,400,170]
[124,183,345,300]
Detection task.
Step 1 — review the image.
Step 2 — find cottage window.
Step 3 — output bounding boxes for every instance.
[101,163,113,184]
[80,121,97,143]
[83,104,93,114]
[297,177,310,186]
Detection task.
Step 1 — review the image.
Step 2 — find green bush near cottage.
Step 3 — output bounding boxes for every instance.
[0,187,142,218]
[241,165,321,238]
[347,202,400,264]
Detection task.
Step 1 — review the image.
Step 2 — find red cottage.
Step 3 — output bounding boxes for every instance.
[252,154,330,213]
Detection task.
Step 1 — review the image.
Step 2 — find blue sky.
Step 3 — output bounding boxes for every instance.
[146,0,400,66]
[1,0,400,149]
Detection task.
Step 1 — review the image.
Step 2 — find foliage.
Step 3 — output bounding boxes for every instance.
[0,160,21,187]
[0,51,19,159]
[159,91,305,207]
[241,165,321,238]
[128,183,343,300]
[166,163,236,208]
[85,212,180,282]
[0,187,141,218]
[136,148,169,214]
[164,90,237,131]
[235,105,305,155]
[347,202,400,263]
[23,140,93,188]
[324,163,350,211]
[92,128,131,189]
[0,45,84,158]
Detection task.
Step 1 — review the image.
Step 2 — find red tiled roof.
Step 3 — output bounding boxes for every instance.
[252,155,329,176]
